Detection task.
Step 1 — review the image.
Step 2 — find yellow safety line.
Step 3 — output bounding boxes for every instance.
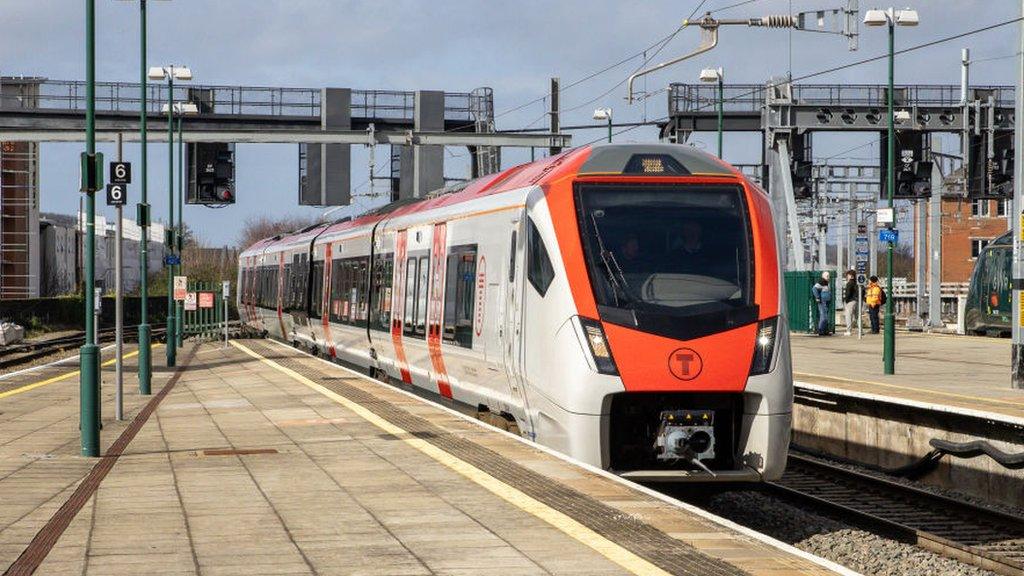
[795,371,1024,410]
[0,346,159,400]
[230,340,671,576]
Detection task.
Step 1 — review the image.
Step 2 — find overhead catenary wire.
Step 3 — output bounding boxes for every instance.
[490,0,717,122]
[580,15,1024,147]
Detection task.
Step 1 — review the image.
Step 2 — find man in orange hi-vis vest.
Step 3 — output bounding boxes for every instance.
[864,276,886,334]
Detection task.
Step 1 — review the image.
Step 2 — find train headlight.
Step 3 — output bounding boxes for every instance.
[578,317,619,375]
[749,316,778,376]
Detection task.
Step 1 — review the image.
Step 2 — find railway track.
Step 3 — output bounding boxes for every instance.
[767,453,1024,576]
[0,324,167,370]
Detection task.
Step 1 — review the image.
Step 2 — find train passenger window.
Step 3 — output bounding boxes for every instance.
[404,258,418,337]
[416,255,429,337]
[443,245,477,348]
[341,261,354,324]
[526,218,555,297]
[369,254,393,332]
[299,254,309,313]
[283,263,294,312]
[508,231,517,283]
[357,258,369,323]
[309,261,323,319]
[329,258,342,323]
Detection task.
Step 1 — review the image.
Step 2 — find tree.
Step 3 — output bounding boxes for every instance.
[236,214,318,250]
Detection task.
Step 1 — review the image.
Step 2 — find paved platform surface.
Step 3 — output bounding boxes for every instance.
[0,339,846,576]
[791,331,1024,421]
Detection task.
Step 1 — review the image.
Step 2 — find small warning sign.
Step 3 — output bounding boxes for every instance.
[184,292,197,311]
[199,292,215,309]
[173,276,188,301]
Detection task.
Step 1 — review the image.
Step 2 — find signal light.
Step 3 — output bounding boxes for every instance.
[187,143,236,205]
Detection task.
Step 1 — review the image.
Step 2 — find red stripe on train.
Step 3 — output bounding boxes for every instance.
[322,244,336,358]
[391,230,412,384]
[427,223,452,398]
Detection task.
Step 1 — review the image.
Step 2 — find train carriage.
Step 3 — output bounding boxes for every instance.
[239,143,793,482]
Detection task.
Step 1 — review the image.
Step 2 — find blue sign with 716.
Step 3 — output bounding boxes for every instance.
[878,228,899,244]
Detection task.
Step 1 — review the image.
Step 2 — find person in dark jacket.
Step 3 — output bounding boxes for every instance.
[842,270,857,336]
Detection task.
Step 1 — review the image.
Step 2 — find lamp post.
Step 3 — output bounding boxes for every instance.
[865,7,918,375]
[593,108,612,143]
[149,65,192,367]
[163,101,198,350]
[80,0,101,457]
[116,0,168,395]
[700,67,724,157]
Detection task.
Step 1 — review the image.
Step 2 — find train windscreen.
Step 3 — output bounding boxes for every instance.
[576,183,757,339]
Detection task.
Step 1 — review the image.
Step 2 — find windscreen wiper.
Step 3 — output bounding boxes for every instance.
[588,212,633,307]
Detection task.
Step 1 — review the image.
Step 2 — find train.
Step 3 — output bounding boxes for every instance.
[238,143,793,482]
[965,231,1012,337]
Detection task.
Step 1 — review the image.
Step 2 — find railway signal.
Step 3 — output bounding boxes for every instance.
[187,142,236,205]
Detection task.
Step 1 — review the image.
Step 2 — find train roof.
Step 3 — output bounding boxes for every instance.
[990,230,1013,247]
[244,143,745,252]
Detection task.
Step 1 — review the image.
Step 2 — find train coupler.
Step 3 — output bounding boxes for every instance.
[654,409,717,472]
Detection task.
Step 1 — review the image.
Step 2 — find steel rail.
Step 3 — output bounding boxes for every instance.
[766,453,1024,576]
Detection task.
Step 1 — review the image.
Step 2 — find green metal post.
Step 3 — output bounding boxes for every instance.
[607,117,612,143]
[717,75,724,158]
[883,17,896,374]
[165,74,176,367]
[176,115,184,349]
[137,0,152,395]
[80,0,100,457]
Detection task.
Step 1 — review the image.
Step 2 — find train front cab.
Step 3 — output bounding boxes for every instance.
[524,144,792,482]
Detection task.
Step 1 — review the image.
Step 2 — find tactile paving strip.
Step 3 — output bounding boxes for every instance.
[246,340,747,576]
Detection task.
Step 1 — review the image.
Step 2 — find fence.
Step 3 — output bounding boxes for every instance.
[182,282,227,341]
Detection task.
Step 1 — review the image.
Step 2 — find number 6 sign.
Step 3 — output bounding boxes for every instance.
[105,183,127,206]
[109,161,131,184]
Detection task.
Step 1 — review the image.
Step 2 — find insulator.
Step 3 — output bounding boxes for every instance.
[750,14,797,28]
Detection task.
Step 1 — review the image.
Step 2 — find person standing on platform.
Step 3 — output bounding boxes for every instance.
[865,275,885,334]
[812,272,833,336]
[842,270,858,336]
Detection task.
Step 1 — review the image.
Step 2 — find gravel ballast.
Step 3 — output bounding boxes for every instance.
[699,490,995,576]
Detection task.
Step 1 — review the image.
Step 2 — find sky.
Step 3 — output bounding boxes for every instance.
[1,0,1021,247]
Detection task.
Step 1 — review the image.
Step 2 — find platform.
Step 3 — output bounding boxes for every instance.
[0,339,850,576]
[790,331,1024,509]
[791,331,1024,422]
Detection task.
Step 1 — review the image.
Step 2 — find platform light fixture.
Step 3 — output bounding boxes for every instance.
[154,64,194,368]
[164,100,198,350]
[699,67,724,158]
[863,6,920,376]
[149,65,193,81]
[116,0,173,396]
[593,107,613,143]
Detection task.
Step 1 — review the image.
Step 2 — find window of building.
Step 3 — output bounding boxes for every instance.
[443,245,477,348]
[972,199,991,217]
[998,198,1012,217]
[526,218,555,296]
[971,238,991,259]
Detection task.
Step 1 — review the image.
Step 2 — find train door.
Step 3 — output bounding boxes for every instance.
[389,229,413,385]
[426,222,453,399]
[502,214,534,438]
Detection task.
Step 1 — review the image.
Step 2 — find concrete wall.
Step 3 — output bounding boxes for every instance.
[792,389,1024,508]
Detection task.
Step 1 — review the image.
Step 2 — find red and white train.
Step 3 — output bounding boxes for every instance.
[238,143,792,482]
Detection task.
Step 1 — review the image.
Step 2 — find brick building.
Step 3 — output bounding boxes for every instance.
[930,198,1011,283]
